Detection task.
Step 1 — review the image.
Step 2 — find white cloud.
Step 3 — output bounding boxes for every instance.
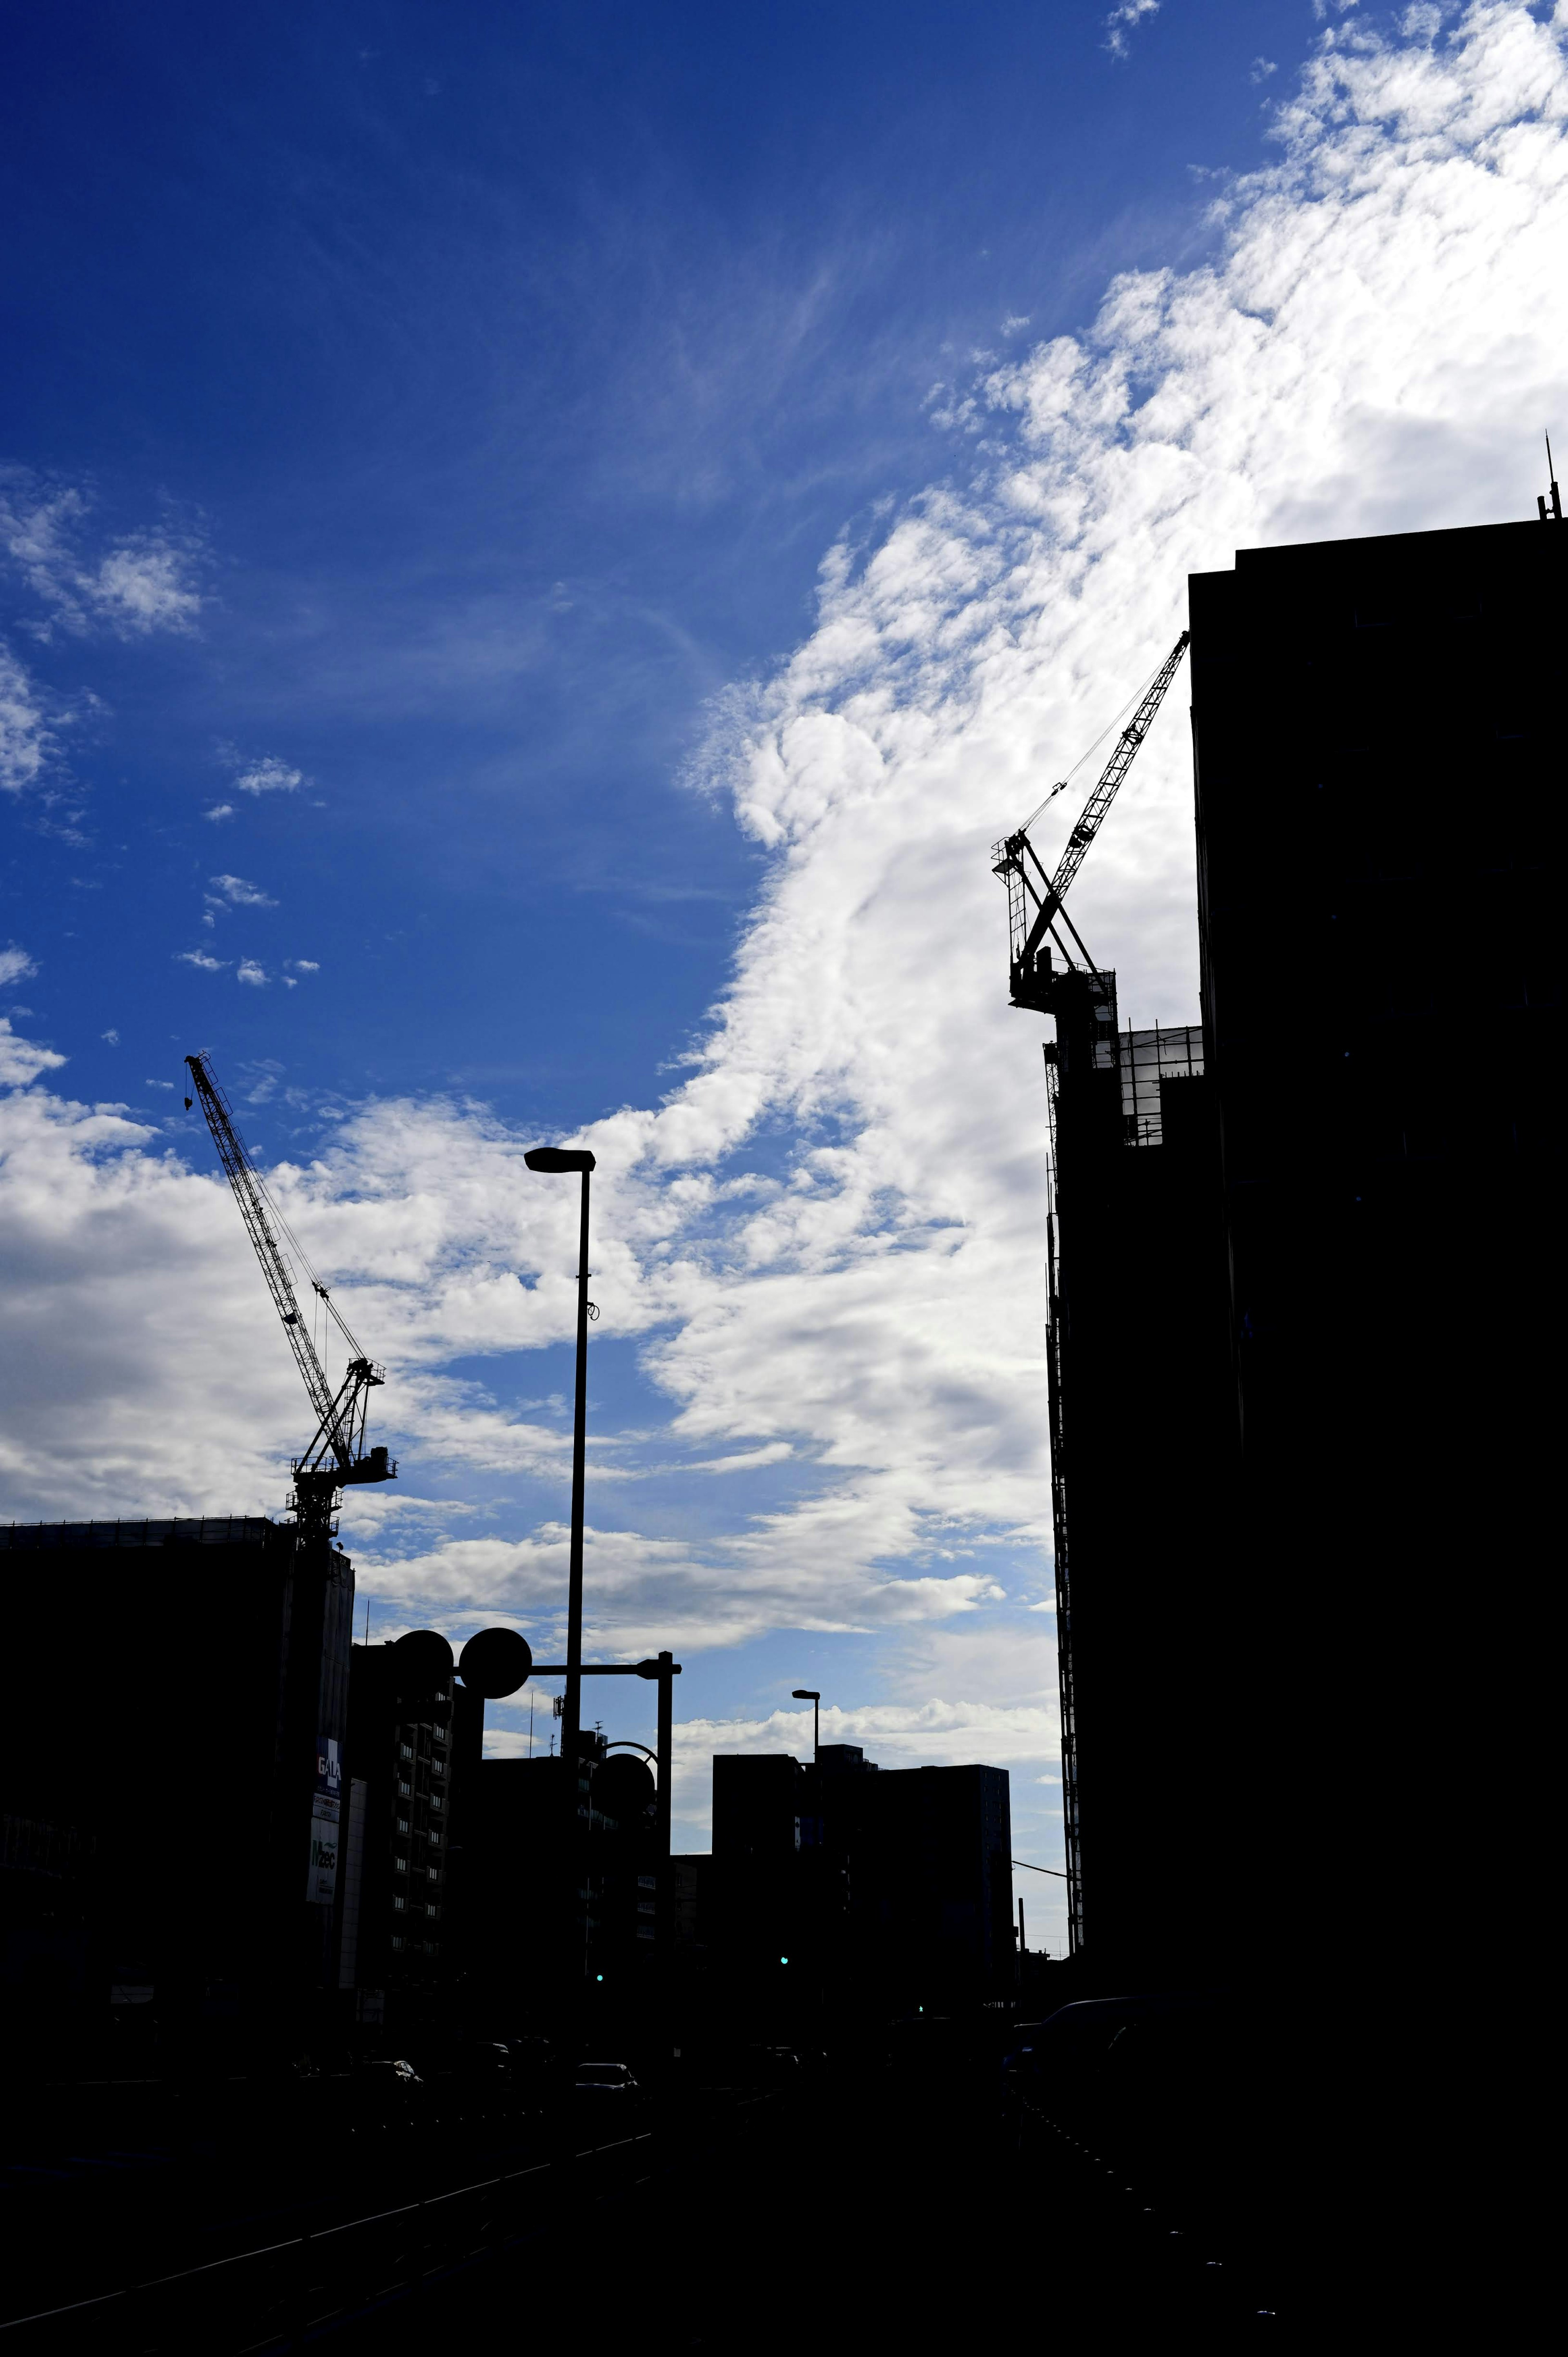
[1252,56,1279,83]
[100,1028,118,1045]
[236,959,268,987]
[1105,0,1160,59]
[0,644,51,795]
[86,537,201,635]
[208,873,276,907]
[204,803,235,822]
[176,949,229,972]
[0,478,202,638]
[0,1020,67,1089]
[232,756,303,796]
[145,1079,175,1090]
[287,958,320,974]
[0,946,37,987]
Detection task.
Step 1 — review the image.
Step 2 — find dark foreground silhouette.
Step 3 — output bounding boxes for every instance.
[2,2007,1296,2349]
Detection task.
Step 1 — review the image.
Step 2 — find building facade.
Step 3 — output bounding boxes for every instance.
[1187,515,1561,1981]
[0,1515,355,2063]
[338,1640,482,2027]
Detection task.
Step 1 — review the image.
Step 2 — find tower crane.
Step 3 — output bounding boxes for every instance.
[185,1052,396,1544]
[991,630,1189,1012]
[989,631,1190,1962]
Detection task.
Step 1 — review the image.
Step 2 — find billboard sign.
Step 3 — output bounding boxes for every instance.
[314,1735,342,1800]
[307,1796,341,1903]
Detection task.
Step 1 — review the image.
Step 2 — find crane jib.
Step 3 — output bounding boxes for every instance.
[991,629,1189,986]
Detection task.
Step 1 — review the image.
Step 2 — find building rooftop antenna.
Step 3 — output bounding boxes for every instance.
[1540,431,1561,524]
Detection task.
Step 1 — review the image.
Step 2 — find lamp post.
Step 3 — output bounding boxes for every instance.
[792,1689,820,1762]
[524,1145,597,2021]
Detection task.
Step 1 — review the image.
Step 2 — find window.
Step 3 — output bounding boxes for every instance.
[394,1856,409,1875]
[397,1778,411,1796]
[426,1865,440,1882]
[427,1903,441,1921]
[390,1935,404,1951]
[431,1758,445,1778]
[428,1829,441,1847]
[396,1816,410,1835]
[429,1793,443,1812]
[399,1742,413,1760]
[393,1895,406,1912]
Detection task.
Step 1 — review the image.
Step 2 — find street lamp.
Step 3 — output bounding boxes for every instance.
[791,1689,820,1762]
[524,1144,597,2021]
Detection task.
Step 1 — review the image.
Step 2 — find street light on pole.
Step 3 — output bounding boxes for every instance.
[792,1689,820,1762]
[524,1145,597,2013]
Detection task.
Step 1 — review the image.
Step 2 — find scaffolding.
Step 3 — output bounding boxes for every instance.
[1116,1022,1204,1145]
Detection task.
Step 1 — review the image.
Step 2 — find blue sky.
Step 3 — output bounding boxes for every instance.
[4,0,1315,1119]
[4,1,1565,1947]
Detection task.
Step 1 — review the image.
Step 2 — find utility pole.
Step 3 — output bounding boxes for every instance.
[523,1145,597,2056]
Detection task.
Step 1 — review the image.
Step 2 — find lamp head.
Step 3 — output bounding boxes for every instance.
[792,1689,820,1702]
[524,1147,596,1173]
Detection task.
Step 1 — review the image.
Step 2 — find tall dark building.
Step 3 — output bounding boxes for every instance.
[0,1516,356,2060]
[337,1641,482,2027]
[1040,982,1234,1975]
[1187,515,1561,1981]
[1033,514,1561,1994]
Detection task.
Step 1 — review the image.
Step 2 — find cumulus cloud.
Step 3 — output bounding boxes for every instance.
[0,6,1561,1823]
[208,873,276,907]
[100,1028,119,1045]
[0,1021,67,1089]
[0,644,52,795]
[1105,0,1160,59]
[0,945,38,987]
[205,803,235,822]
[85,537,201,635]
[232,756,303,796]
[0,476,202,638]
[176,949,229,972]
[236,959,268,987]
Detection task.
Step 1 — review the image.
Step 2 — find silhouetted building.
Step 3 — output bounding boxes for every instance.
[1039,984,1235,1976]
[709,1753,813,2000]
[463,1730,657,2024]
[1042,513,1560,1989]
[709,1747,1014,2016]
[859,1762,1015,2010]
[1187,515,1561,1980]
[0,1516,355,2061]
[338,1641,482,2026]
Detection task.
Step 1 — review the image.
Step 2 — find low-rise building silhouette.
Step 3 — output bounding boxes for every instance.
[708,1745,1014,2018]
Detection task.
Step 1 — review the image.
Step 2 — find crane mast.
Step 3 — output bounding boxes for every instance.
[991,630,1189,1011]
[185,1052,395,1542]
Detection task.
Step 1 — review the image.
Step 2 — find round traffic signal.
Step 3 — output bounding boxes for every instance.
[593,1753,655,1822]
[390,1628,453,1692]
[458,1626,533,1698]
